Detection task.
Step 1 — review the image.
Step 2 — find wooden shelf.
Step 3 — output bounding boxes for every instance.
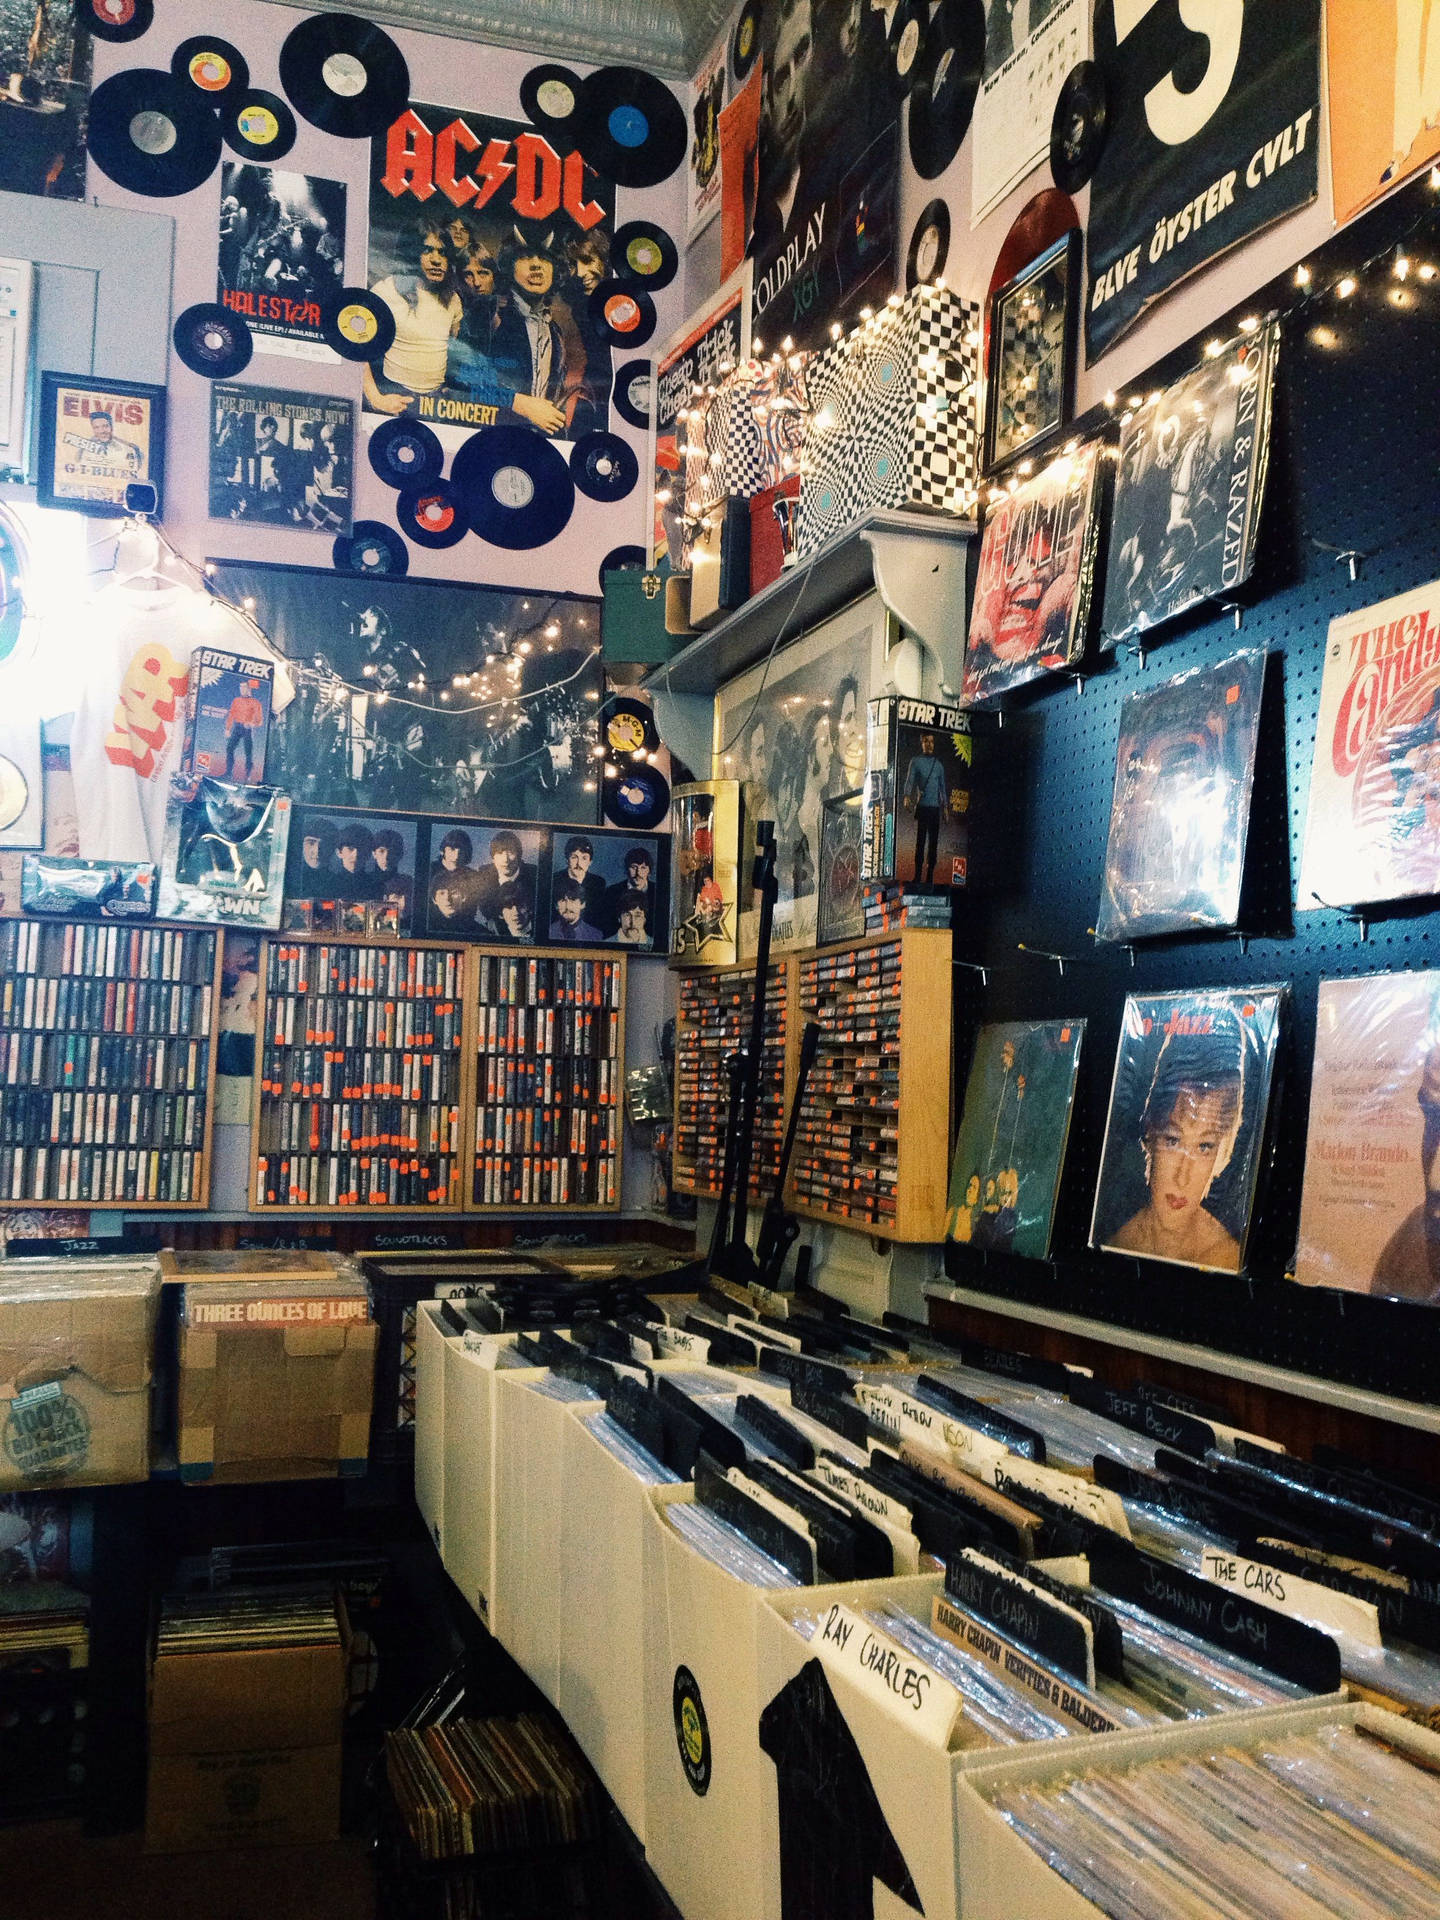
[642,508,976,696]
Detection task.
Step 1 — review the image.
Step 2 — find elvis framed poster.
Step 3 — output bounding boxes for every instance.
[35,372,166,518]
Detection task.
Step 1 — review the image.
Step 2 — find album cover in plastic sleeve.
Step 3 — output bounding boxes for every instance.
[1100,322,1278,649]
[1296,971,1440,1304]
[218,165,347,361]
[284,803,418,939]
[158,776,292,930]
[208,384,353,533]
[1096,649,1266,942]
[669,780,740,967]
[182,647,277,787]
[1299,578,1440,911]
[948,1020,1085,1260]
[964,440,1105,704]
[860,696,975,886]
[1090,986,1285,1275]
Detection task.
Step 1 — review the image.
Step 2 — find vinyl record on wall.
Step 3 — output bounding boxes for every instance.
[0,756,29,834]
[599,694,660,759]
[570,431,639,503]
[320,287,398,363]
[598,544,647,589]
[574,66,686,188]
[369,416,445,489]
[81,0,154,43]
[173,302,253,378]
[520,63,583,136]
[731,0,762,82]
[334,522,410,576]
[88,68,224,196]
[887,0,929,95]
[612,219,679,291]
[588,280,657,348]
[223,90,298,161]
[603,759,670,829]
[397,481,471,549]
[171,36,249,104]
[905,198,950,288]
[907,0,983,181]
[278,10,410,138]
[453,426,576,550]
[611,359,653,430]
[1050,60,1108,194]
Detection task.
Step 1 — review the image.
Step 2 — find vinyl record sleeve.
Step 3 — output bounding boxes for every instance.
[964,440,1104,704]
[1295,971,1440,1304]
[158,776,292,930]
[1090,985,1285,1275]
[208,384,353,533]
[816,788,865,947]
[1100,322,1278,650]
[947,1020,1085,1260]
[1095,648,1266,942]
[1298,578,1440,912]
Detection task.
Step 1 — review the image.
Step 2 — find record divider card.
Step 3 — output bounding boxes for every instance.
[0,920,224,1209]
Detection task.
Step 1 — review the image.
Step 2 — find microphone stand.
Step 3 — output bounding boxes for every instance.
[755,1019,820,1290]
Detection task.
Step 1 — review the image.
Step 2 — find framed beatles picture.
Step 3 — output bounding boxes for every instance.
[36,371,166,517]
[982,230,1080,476]
[284,803,421,938]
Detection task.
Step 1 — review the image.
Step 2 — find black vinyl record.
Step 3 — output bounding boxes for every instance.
[223,90,298,161]
[574,66,686,188]
[588,280,656,349]
[171,36,249,103]
[369,416,444,490]
[907,0,983,180]
[278,10,410,139]
[520,63,582,135]
[321,287,398,363]
[888,0,929,95]
[397,480,471,549]
[452,426,576,550]
[81,0,153,43]
[598,544,647,588]
[1050,59,1108,194]
[731,0,762,83]
[173,302,253,378]
[600,695,660,759]
[88,68,223,197]
[905,197,951,289]
[612,219,679,291]
[334,522,409,576]
[603,760,670,830]
[570,430,639,503]
[612,359,652,430]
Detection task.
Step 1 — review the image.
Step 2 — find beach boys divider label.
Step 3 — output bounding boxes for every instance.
[1086,0,1320,357]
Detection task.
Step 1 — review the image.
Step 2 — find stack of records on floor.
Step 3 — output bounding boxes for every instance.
[385,1712,597,1861]
[156,1588,341,1656]
[860,882,951,933]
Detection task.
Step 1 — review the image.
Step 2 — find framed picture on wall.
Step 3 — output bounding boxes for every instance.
[982,230,1080,476]
[35,372,166,518]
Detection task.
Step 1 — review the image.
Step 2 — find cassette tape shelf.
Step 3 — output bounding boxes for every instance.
[672,928,951,1241]
[0,921,223,1209]
[250,937,626,1216]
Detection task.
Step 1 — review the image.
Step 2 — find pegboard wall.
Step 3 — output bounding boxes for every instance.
[945,173,1440,1409]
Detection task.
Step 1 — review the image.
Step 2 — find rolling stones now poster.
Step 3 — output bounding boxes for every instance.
[1086,0,1320,357]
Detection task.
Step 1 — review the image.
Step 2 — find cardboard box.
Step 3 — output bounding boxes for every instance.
[149,1641,346,1756]
[0,1257,159,1490]
[145,1742,342,1853]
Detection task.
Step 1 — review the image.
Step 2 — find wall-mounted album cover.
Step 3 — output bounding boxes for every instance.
[816,788,865,947]
[544,828,669,951]
[0,0,90,201]
[209,385,354,533]
[422,820,547,943]
[1299,579,1440,911]
[1090,986,1285,1275]
[218,165,347,361]
[971,0,1088,224]
[689,30,727,237]
[284,804,419,939]
[964,441,1105,704]
[157,777,292,931]
[1296,971,1440,1304]
[947,1020,1085,1260]
[1096,649,1266,942]
[860,697,976,888]
[182,647,277,787]
[1100,324,1279,650]
[206,561,603,825]
[670,779,740,967]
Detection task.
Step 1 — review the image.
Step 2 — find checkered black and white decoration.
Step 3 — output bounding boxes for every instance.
[682,354,812,548]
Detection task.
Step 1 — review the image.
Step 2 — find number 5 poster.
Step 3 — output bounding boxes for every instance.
[1085,0,1320,359]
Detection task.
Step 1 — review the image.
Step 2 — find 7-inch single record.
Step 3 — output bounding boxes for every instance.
[908,0,983,180]
[906,198,950,288]
[171,36,249,103]
[612,220,678,291]
[589,280,656,348]
[520,63,582,135]
[612,359,652,429]
[334,522,409,576]
[173,302,253,378]
[88,68,223,196]
[453,426,575,550]
[1050,59,1107,194]
[600,695,659,759]
[0,755,29,833]
[570,430,639,502]
[598,544,646,588]
[369,416,444,489]
[604,760,670,829]
[575,66,687,188]
[224,90,298,160]
[82,0,153,42]
[278,10,410,139]
[397,481,470,549]
[888,0,929,94]
[321,287,398,362]
[731,0,762,82]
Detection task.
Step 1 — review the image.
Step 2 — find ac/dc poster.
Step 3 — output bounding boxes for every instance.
[218,166,347,361]
[1086,0,1320,358]
[367,99,616,440]
[1100,322,1278,650]
[964,441,1104,705]
[0,0,90,200]
[209,385,354,533]
[206,560,603,824]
